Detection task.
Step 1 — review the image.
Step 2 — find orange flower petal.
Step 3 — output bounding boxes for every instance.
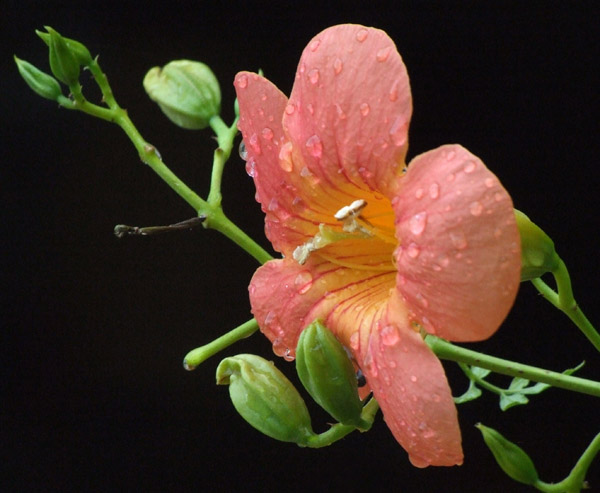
[283,24,412,198]
[360,321,463,467]
[393,144,520,341]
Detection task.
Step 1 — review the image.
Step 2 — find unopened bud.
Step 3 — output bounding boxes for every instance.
[476,423,539,485]
[296,320,364,427]
[36,28,92,66]
[47,27,80,86]
[216,354,314,445]
[143,60,221,129]
[515,209,560,281]
[14,56,62,101]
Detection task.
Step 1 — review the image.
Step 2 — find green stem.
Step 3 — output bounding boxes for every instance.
[425,335,600,398]
[458,363,506,395]
[305,397,379,448]
[531,260,600,353]
[534,432,600,493]
[183,318,259,370]
[207,114,239,207]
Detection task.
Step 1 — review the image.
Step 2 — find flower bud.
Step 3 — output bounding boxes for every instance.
[515,209,560,281]
[47,27,80,86]
[296,320,364,427]
[476,423,539,485]
[143,60,221,129]
[36,28,92,66]
[216,354,314,445]
[14,56,62,101]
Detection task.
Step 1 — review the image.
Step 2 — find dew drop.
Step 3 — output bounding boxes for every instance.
[349,332,360,350]
[300,166,312,177]
[450,231,468,250]
[309,39,321,52]
[360,102,370,116]
[376,46,391,62]
[238,140,248,161]
[278,141,293,172]
[389,116,407,146]
[463,160,477,173]
[485,177,495,188]
[237,74,248,89]
[446,173,455,183]
[431,393,441,403]
[356,29,368,42]
[283,348,295,362]
[389,79,400,102]
[306,134,323,158]
[414,188,424,199]
[415,292,429,308]
[437,254,450,267]
[406,242,421,258]
[469,201,483,216]
[268,197,279,211]
[428,182,440,199]
[445,149,456,161]
[410,375,418,383]
[245,158,256,177]
[381,325,400,346]
[307,103,315,115]
[261,127,274,140]
[294,271,313,294]
[285,103,295,115]
[247,133,261,154]
[335,103,346,120]
[308,68,320,84]
[494,192,504,202]
[409,212,428,236]
[494,227,502,238]
[333,57,343,75]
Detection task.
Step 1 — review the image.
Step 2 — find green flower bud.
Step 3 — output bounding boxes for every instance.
[14,56,62,101]
[46,27,81,86]
[143,60,221,129]
[36,28,92,67]
[476,423,539,485]
[216,354,314,445]
[296,320,364,427]
[515,209,560,281]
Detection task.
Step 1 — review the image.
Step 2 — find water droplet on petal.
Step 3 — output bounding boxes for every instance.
[335,104,346,120]
[238,140,248,161]
[376,46,391,62]
[285,103,295,115]
[450,231,468,250]
[389,116,407,146]
[308,68,320,84]
[309,39,320,52]
[494,192,504,202]
[381,325,400,346]
[410,375,418,383]
[333,57,343,75]
[268,198,279,211]
[428,182,440,199]
[294,271,313,294]
[360,102,370,116]
[261,127,274,140]
[409,212,428,235]
[445,149,456,161]
[307,103,315,115]
[245,158,256,177]
[406,242,421,258]
[469,201,483,216]
[300,166,312,177]
[463,160,477,173]
[306,135,323,158]
[485,177,495,188]
[247,133,261,154]
[389,79,400,102]
[415,292,429,308]
[415,188,424,199]
[278,141,293,172]
[446,173,455,183]
[356,29,368,42]
[237,74,248,89]
[283,348,295,362]
[349,332,360,350]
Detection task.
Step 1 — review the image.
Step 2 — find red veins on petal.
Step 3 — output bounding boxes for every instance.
[235,24,521,467]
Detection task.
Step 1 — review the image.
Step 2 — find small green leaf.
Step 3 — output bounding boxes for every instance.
[471,366,492,379]
[454,379,482,404]
[499,392,529,411]
[14,56,62,101]
[508,377,530,391]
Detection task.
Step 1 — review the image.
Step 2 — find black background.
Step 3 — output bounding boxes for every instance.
[3,1,599,491]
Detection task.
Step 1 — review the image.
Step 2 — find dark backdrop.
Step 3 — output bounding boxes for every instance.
[3,1,599,491]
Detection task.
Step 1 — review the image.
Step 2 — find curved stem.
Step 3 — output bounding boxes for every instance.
[183,318,259,370]
[531,261,600,353]
[305,397,379,448]
[425,335,600,398]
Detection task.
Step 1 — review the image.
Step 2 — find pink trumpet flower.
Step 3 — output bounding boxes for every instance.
[234,24,520,467]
